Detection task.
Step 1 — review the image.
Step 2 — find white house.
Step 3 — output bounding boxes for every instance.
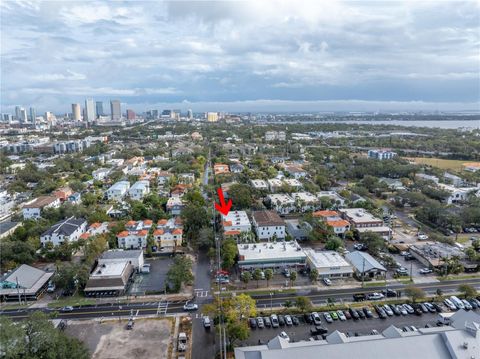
[178,173,195,184]
[267,178,283,192]
[116,229,149,249]
[22,196,61,220]
[291,192,319,212]
[157,171,172,186]
[252,210,286,240]
[222,211,252,235]
[128,180,150,200]
[40,217,87,247]
[438,184,480,204]
[282,178,303,190]
[284,165,307,179]
[250,179,269,191]
[166,197,185,215]
[92,168,110,181]
[106,181,130,201]
[267,193,295,214]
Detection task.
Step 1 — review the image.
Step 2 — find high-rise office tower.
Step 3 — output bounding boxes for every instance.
[29,107,36,124]
[110,100,121,120]
[95,101,104,117]
[126,109,136,120]
[72,103,81,121]
[187,109,193,119]
[19,108,28,122]
[15,106,23,121]
[85,98,95,122]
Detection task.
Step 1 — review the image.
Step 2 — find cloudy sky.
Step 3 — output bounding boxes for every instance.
[1,0,479,113]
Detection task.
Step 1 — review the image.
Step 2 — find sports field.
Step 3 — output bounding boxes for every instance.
[405,157,475,171]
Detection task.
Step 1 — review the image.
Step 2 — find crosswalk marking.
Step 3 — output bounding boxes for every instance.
[156,300,168,316]
[194,288,208,297]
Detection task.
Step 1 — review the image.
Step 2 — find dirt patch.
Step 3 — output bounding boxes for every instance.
[65,318,173,359]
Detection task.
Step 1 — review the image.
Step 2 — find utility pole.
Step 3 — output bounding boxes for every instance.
[361,258,365,288]
[410,262,413,282]
[16,277,21,305]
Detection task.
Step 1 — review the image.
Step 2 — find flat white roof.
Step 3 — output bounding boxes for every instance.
[267,193,294,204]
[90,262,127,277]
[238,241,306,262]
[356,226,391,233]
[268,178,283,186]
[291,192,318,203]
[222,211,251,227]
[250,179,268,188]
[304,249,352,269]
[340,208,382,224]
[283,178,302,186]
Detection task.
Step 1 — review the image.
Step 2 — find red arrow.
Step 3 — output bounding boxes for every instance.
[215,187,232,216]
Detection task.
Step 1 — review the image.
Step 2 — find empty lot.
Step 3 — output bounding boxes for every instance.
[65,318,173,359]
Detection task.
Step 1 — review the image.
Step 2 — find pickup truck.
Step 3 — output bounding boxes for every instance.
[178,332,188,352]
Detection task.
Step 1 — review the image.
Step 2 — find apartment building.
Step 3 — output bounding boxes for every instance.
[128,180,150,201]
[252,210,286,240]
[106,181,130,201]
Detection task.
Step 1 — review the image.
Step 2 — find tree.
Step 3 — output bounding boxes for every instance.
[264,268,273,287]
[181,204,209,243]
[0,312,89,359]
[325,237,343,251]
[253,268,262,288]
[360,231,386,255]
[241,271,251,289]
[405,285,425,303]
[290,271,297,287]
[221,239,238,270]
[166,255,194,292]
[225,293,257,322]
[309,268,318,283]
[226,321,249,348]
[295,296,312,312]
[458,284,477,299]
[228,184,253,209]
[197,227,214,250]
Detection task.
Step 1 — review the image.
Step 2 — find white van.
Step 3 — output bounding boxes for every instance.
[450,296,464,310]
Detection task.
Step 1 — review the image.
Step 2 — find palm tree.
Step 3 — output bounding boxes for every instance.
[290,271,297,287]
[241,271,251,289]
[265,269,273,287]
[253,269,262,288]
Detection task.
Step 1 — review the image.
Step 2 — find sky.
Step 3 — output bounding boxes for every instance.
[1,0,479,113]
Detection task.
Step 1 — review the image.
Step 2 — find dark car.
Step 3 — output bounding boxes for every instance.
[310,326,328,336]
[249,318,257,329]
[126,319,134,330]
[363,307,373,318]
[374,305,387,319]
[304,313,313,324]
[292,316,300,326]
[278,315,286,326]
[357,309,366,319]
[432,303,443,313]
[404,254,415,261]
[391,305,401,316]
[353,293,366,302]
[419,303,429,313]
[382,289,398,298]
[263,317,272,327]
[349,308,360,320]
[412,304,423,316]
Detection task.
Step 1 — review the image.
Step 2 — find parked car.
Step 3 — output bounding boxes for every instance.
[397,305,408,316]
[278,315,286,326]
[424,302,437,313]
[283,269,291,278]
[312,312,322,326]
[310,326,328,336]
[177,332,188,352]
[323,312,333,323]
[337,310,347,321]
[323,278,332,286]
[256,317,265,328]
[363,307,374,318]
[330,311,338,320]
[382,289,397,298]
[343,310,352,320]
[462,299,472,311]
[270,314,279,328]
[279,331,290,341]
[419,303,429,313]
[126,319,135,330]
[60,306,74,312]
[357,309,366,319]
[391,305,401,316]
[396,267,409,276]
[292,316,300,326]
[249,318,257,329]
[403,304,414,314]
[371,329,379,335]
[263,317,272,327]
[203,316,212,329]
[367,293,384,300]
[419,268,433,274]
[374,305,387,319]
[412,304,423,316]
[304,313,313,324]
[284,315,293,326]
[432,302,443,312]
[383,304,394,316]
[47,282,56,293]
[349,307,360,320]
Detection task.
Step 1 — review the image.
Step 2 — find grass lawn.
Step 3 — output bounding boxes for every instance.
[404,157,467,171]
[362,281,387,288]
[47,294,96,308]
[234,288,297,296]
[437,274,480,281]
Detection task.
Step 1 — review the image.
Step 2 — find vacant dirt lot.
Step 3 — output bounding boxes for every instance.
[65,318,173,359]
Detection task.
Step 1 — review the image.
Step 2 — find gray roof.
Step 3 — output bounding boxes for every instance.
[345,251,386,273]
[0,264,53,295]
[41,217,86,237]
[100,250,143,260]
[0,221,19,235]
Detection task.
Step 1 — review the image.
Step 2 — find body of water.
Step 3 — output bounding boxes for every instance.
[272,119,479,129]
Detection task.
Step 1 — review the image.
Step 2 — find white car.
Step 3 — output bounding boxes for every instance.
[419,268,432,274]
[183,302,198,311]
[383,304,394,316]
[367,293,384,300]
[443,298,457,311]
[397,305,408,315]
[418,234,429,240]
[284,315,293,326]
[312,312,322,326]
[337,310,346,321]
[203,316,211,328]
[403,304,414,314]
[279,331,290,341]
[323,278,332,286]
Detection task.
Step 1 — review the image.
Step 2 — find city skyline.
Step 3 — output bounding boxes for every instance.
[1,0,479,113]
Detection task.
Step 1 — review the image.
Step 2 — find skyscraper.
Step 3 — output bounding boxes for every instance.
[110,100,121,120]
[126,109,136,120]
[15,106,23,121]
[72,103,81,121]
[95,101,104,117]
[19,108,28,122]
[85,98,95,122]
[29,107,36,124]
[187,109,193,120]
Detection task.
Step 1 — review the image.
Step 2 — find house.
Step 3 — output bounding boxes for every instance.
[22,196,61,219]
[437,183,480,204]
[222,211,252,235]
[116,229,148,249]
[313,210,341,221]
[463,162,480,172]
[266,193,295,214]
[128,180,150,200]
[304,249,353,279]
[237,241,306,271]
[316,191,347,208]
[416,173,440,183]
[166,197,185,215]
[367,149,397,160]
[178,173,195,184]
[53,186,73,202]
[267,178,283,192]
[40,217,87,247]
[154,218,183,251]
[87,222,109,236]
[106,181,130,201]
[92,168,110,181]
[290,192,319,212]
[284,164,307,179]
[170,184,190,197]
[282,178,303,190]
[313,210,350,236]
[0,264,54,301]
[379,178,405,191]
[252,210,286,240]
[444,172,464,187]
[229,163,244,173]
[345,251,387,279]
[157,171,172,186]
[250,179,269,191]
[67,192,82,205]
[214,163,230,176]
[264,131,286,142]
[285,219,312,241]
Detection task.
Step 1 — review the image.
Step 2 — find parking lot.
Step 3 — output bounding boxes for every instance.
[128,257,174,295]
[240,303,468,346]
